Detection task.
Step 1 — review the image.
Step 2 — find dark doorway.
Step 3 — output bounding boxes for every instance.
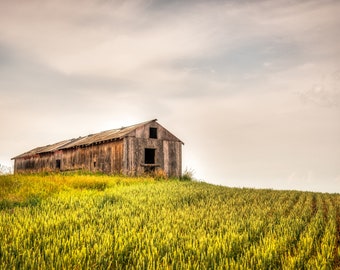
[56,159,61,170]
[145,148,155,164]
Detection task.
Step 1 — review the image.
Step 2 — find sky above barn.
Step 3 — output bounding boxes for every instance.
[0,0,339,193]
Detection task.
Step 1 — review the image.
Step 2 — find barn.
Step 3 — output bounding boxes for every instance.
[12,119,183,177]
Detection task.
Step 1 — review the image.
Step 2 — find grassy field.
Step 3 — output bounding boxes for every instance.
[0,173,339,269]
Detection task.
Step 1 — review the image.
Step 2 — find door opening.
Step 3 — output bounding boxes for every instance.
[144,148,156,173]
[145,148,155,164]
[56,159,61,170]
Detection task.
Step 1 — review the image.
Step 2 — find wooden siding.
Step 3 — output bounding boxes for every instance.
[14,140,124,174]
[123,122,182,177]
[163,140,182,177]
[123,137,182,177]
[61,140,124,173]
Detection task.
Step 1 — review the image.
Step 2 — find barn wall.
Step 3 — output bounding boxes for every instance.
[163,141,182,177]
[123,121,182,177]
[124,137,164,176]
[14,152,57,173]
[14,140,124,174]
[60,140,124,174]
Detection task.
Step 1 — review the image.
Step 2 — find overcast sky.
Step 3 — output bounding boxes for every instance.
[1,0,339,193]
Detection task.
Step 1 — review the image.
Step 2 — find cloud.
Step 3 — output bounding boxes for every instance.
[1,0,339,92]
[0,1,209,74]
[299,70,340,107]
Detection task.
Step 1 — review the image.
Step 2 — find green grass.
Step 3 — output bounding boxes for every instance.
[0,173,339,269]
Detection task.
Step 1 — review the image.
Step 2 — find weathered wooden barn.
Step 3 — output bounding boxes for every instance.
[12,119,183,177]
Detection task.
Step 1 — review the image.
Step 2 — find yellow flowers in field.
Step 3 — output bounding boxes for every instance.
[0,174,339,269]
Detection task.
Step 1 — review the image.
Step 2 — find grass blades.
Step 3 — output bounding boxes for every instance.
[0,174,339,269]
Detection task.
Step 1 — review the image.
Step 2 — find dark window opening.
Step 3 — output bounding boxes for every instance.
[149,127,158,139]
[93,161,97,168]
[56,159,61,170]
[145,148,155,164]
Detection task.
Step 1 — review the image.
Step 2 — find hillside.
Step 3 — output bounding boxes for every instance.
[0,174,339,269]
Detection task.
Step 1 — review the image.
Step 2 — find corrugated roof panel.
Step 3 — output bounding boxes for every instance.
[36,139,73,153]
[59,136,89,149]
[12,146,44,159]
[12,139,72,159]
[59,119,156,149]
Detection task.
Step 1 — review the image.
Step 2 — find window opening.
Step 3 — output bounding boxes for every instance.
[149,127,158,139]
[145,148,155,164]
[56,159,61,170]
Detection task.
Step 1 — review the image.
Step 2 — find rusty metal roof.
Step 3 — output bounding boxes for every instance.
[12,119,157,159]
[12,139,73,159]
